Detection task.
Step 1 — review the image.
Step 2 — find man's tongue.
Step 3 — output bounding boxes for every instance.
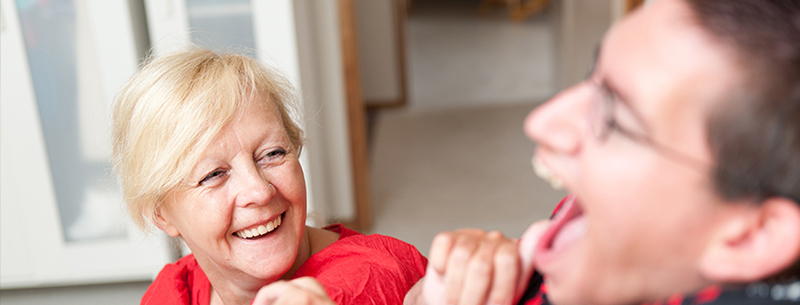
[551,214,587,252]
[537,195,587,255]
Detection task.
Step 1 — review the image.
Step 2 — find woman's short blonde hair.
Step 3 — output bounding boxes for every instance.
[112,48,304,230]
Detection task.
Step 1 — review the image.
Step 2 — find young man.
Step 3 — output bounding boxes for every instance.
[406,0,800,304]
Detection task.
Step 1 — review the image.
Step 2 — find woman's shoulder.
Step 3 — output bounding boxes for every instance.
[321,223,422,256]
[320,223,357,238]
[140,254,211,305]
[298,224,428,304]
[305,223,429,276]
[304,224,430,273]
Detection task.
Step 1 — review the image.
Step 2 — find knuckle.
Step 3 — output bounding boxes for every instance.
[494,250,519,269]
[455,228,478,234]
[456,233,481,248]
[490,293,512,305]
[434,231,454,241]
[445,294,459,305]
[450,246,472,264]
[456,228,485,238]
[487,230,504,239]
[432,232,454,247]
[467,259,492,277]
[297,294,312,303]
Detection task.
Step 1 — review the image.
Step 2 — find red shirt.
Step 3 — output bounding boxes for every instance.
[141,224,427,305]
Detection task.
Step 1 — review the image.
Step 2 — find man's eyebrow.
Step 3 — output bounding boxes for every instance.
[591,40,650,130]
[588,44,602,77]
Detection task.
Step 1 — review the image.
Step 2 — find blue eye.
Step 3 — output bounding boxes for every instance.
[265,149,286,159]
[199,169,227,185]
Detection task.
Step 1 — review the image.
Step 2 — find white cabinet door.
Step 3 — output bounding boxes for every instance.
[0,0,172,289]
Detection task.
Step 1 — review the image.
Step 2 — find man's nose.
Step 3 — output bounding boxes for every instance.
[524,82,593,155]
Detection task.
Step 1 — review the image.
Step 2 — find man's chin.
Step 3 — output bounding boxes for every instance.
[544,278,618,305]
[545,288,585,305]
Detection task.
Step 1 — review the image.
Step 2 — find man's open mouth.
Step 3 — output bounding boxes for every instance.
[536,195,587,263]
[533,156,564,190]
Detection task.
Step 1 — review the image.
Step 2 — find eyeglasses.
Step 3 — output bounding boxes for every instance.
[586,79,710,171]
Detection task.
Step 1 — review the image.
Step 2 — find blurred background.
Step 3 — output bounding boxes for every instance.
[0,0,641,303]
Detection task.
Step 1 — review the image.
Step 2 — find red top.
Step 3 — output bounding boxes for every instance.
[141,224,427,305]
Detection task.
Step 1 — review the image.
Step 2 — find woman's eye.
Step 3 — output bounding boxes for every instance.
[265,149,286,160]
[199,169,227,185]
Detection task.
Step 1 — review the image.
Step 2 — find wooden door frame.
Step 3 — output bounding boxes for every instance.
[626,0,645,13]
[364,0,409,110]
[338,0,372,232]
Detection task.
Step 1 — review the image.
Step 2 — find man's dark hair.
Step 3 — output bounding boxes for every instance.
[687,0,800,205]
[686,0,800,278]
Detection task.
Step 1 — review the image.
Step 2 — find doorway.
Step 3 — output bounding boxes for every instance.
[363,0,562,253]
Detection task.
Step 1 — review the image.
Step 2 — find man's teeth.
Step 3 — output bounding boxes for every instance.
[533,157,564,190]
[236,216,282,239]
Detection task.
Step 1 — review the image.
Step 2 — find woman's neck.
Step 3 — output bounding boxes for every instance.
[208,276,261,305]
[209,288,223,305]
[281,227,313,280]
[280,226,341,279]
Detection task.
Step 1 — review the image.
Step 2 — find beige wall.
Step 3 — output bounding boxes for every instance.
[355,0,404,106]
[555,0,615,90]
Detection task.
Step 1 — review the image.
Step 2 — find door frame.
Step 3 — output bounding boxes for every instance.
[338,0,372,231]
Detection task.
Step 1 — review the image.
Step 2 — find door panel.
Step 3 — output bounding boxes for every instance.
[0,0,171,288]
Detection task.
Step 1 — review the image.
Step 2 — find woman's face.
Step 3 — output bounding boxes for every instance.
[157,98,307,285]
[524,0,746,304]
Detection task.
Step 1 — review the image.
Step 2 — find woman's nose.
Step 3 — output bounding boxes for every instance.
[234,163,275,208]
[524,83,593,155]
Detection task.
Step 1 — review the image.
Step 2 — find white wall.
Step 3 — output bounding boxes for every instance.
[142,0,355,225]
[0,282,150,305]
[293,0,356,222]
[0,0,355,302]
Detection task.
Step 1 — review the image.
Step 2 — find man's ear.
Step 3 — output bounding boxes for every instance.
[152,205,181,237]
[700,197,800,282]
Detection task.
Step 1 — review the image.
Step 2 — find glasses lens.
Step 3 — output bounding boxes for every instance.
[589,82,610,140]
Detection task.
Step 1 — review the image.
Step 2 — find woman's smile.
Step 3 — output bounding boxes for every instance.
[234,212,284,239]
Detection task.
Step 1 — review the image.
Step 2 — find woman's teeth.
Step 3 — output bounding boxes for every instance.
[236,216,281,239]
[533,157,564,190]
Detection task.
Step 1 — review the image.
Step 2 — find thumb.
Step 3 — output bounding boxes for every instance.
[515,219,550,301]
[288,277,330,298]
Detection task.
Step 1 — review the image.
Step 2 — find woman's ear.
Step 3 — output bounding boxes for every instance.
[700,197,800,282]
[152,206,181,237]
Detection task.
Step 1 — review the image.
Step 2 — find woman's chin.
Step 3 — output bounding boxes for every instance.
[230,221,303,281]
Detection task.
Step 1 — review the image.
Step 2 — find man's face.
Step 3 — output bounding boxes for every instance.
[524,0,747,304]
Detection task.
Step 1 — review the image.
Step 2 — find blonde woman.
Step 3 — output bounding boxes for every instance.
[112,49,427,305]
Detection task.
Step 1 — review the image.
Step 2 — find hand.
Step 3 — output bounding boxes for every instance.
[252,277,335,305]
[427,229,518,305]
[516,220,550,299]
[408,220,550,305]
